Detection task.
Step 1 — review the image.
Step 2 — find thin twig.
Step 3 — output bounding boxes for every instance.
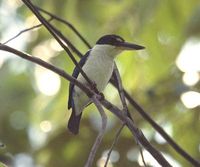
[3,18,53,44]
[113,63,128,113]
[104,124,125,167]
[35,5,92,49]
[85,95,107,167]
[139,148,147,167]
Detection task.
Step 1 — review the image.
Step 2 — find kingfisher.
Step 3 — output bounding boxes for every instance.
[68,34,145,134]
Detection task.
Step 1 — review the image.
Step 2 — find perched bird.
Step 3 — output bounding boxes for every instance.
[68,34,144,134]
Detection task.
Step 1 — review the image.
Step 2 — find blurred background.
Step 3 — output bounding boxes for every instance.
[0,0,200,166]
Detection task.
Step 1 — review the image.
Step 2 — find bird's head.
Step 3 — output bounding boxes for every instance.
[93,34,145,58]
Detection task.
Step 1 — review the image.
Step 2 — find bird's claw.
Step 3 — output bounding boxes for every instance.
[95,92,104,101]
[90,82,104,100]
[98,92,104,100]
[90,81,98,92]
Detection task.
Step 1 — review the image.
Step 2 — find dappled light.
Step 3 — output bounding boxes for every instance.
[182,71,199,86]
[181,91,200,109]
[176,38,200,73]
[40,120,52,133]
[34,67,61,96]
[138,150,181,167]
[0,0,200,167]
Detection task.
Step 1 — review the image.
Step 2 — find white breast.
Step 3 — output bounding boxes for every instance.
[73,45,118,115]
[73,45,115,115]
[78,46,115,91]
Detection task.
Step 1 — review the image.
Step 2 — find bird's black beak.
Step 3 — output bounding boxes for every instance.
[117,41,145,50]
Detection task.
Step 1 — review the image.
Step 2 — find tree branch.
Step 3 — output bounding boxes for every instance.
[113,63,129,114]
[85,96,107,167]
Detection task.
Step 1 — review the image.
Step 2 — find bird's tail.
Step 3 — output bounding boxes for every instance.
[68,107,82,135]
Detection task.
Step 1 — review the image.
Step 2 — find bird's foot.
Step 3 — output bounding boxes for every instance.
[90,82,104,100]
[90,81,98,92]
[95,92,104,101]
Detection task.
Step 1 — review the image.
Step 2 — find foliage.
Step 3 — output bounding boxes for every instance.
[0,0,200,166]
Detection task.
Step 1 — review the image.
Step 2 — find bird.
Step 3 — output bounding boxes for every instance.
[68,34,145,134]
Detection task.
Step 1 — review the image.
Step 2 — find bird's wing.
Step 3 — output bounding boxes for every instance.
[68,50,90,109]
